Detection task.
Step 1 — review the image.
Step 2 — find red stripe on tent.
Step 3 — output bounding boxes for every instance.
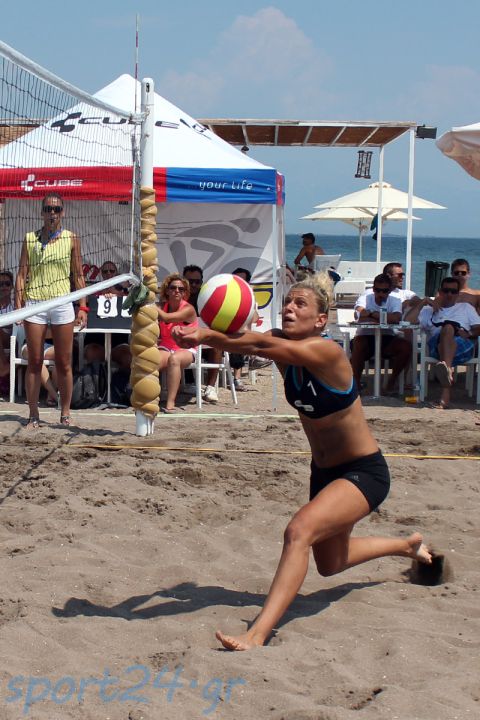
[226,278,253,333]
[153,168,167,202]
[201,285,228,328]
[0,166,134,201]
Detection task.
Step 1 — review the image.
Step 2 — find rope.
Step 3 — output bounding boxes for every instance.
[66,444,480,460]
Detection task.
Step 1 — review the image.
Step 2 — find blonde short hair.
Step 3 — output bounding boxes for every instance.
[289,272,333,314]
[159,273,190,302]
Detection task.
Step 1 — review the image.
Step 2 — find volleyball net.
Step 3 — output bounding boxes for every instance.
[0,41,144,327]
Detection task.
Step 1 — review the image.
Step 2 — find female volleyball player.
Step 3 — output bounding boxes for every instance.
[173,273,432,650]
[15,194,87,428]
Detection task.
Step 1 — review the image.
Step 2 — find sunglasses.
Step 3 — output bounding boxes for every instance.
[392,272,405,278]
[373,287,390,294]
[186,279,202,285]
[452,270,468,276]
[0,281,12,288]
[441,287,459,295]
[168,285,186,292]
[42,205,63,214]
[102,268,116,274]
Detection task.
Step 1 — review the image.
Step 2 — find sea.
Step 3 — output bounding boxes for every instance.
[285,233,480,296]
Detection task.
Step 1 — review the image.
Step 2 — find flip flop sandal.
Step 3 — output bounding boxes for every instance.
[435,361,453,388]
[427,400,449,410]
[26,417,40,429]
[60,415,72,426]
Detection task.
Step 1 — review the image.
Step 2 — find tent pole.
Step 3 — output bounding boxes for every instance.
[406,127,415,290]
[376,147,384,265]
[270,201,282,412]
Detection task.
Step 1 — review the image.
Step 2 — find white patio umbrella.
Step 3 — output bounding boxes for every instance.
[301,207,420,261]
[436,122,480,180]
[312,181,445,284]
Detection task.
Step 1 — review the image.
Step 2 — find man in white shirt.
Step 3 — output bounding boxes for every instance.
[351,273,412,392]
[406,276,480,408]
[356,262,420,313]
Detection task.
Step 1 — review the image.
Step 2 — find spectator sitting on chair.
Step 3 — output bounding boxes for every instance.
[405,276,480,409]
[99,261,129,296]
[84,260,132,371]
[0,270,14,397]
[450,258,480,314]
[355,262,420,313]
[293,233,325,273]
[182,264,222,403]
[350,273,411,393]
[157,273,198,413]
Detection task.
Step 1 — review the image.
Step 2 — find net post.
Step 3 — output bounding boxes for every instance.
[131,79,160,437]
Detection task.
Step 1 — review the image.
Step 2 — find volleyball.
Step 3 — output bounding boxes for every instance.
[197,273,256,333]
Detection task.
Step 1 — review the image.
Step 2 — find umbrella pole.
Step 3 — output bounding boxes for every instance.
[359,226,363,261]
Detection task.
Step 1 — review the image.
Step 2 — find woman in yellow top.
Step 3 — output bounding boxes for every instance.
[15,194,88,428]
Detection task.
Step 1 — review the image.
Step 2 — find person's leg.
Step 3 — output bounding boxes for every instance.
[206,348,222,387]
[433,326,457,407]
[217,479,430,651]
[215,480,368,650]
[24,320,48,424]
[437,325,456,368]
[350,336,371,388]
[383,336,411,391]
[0,329,10,377]
[50,322,74,420]
[42,347,58,404]
[312,528,429,576]
[230,353,245,389]
[165,350,193,409]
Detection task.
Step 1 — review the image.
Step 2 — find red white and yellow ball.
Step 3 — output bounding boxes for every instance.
[198,273,256,333]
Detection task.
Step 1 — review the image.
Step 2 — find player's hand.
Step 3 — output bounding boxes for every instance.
[172,325,206,347]
[76,310,88,330]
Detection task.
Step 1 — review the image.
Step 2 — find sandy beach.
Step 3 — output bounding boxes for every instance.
[0,370,479,720]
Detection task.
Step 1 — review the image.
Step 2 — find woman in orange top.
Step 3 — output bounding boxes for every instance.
[157,273,198,413]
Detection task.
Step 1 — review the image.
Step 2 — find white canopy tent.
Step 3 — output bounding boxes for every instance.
[0,74,284,290]
[437,122,480,180]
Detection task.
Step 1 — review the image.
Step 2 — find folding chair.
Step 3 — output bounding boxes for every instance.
[190,345,238,409]
[9,324,55,403]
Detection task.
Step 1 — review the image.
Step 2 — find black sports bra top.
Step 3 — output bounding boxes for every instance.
[284,364,358,419]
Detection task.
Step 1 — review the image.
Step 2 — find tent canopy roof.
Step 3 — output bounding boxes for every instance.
[1,116,418,152]
[198,119,417,148]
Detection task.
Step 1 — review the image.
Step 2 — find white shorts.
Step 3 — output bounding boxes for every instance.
[158,345,197,360]
[25,300,75,326]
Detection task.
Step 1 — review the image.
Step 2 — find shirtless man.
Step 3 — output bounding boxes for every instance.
[293,233,325,271]
[450,258,480,314]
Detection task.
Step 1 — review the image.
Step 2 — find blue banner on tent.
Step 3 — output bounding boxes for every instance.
[166,168,279,204]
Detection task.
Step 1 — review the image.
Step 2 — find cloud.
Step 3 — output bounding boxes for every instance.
[158,7,336,116]
[392,64,480,129]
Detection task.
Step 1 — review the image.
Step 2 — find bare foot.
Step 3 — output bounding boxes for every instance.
[406,532,432,564]
[215,630,264,651]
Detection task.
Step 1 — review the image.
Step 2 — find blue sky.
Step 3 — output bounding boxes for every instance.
[3,1,480,237]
